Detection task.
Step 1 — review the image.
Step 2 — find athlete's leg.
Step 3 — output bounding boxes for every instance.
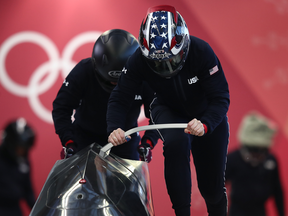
[151,104,192,216]
[191,116,229,216]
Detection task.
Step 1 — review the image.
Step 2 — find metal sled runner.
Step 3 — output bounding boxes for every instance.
[30,124,187,216]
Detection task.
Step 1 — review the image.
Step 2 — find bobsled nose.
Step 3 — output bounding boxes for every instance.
[30,143,154,216]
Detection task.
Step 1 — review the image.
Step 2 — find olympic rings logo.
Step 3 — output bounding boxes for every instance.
[0,31,102,124]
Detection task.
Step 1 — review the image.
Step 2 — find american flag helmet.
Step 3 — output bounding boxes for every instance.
[139,5,190,78]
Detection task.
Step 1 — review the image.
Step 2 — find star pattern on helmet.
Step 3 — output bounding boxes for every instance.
[162,42,168,48]
[160,32,167,39]
[160,23,167,29]
[148,11,171,59]
[152,16,158,21]
[150,32,156,39]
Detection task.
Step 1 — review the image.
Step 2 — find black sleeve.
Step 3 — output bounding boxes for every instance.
[197,42,230,134]
[140,81,160,147]
[52,59,87,146]
[107,50,144,134]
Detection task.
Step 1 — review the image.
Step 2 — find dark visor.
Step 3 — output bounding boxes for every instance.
[146,51,184,78]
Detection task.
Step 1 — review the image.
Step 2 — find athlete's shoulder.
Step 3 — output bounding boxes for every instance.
[190,35,209,45]
[71,58,93,73]
[189,36,213,53]
[66,58,94,82]
[78,58,93,67]
[128,48,144,64]
[126,48,149,73]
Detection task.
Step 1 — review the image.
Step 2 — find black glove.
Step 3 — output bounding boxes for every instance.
[66,143,77,158]
[137,141,153,163]
[60,140,78,159]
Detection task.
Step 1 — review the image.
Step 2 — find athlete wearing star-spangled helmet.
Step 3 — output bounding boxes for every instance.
[139,5,190,78]
[107,5,230,216]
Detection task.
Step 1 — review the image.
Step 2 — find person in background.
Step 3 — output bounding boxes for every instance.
[0,118,36,216]
[225,111,285,216]
[52,29,158,161]
[107,5,230,216]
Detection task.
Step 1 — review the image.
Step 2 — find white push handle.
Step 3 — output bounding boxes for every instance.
[99,123,187,158]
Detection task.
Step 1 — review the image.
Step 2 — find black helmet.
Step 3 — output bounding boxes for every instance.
[139,5,190,78]
[0,118,35,159]
[92,29,139,92]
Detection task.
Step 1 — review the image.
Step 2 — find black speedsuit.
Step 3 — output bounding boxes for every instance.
[52,58,159,160]
[107,36,230,215]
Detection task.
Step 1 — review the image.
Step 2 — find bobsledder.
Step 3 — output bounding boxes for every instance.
[29,124,187,216]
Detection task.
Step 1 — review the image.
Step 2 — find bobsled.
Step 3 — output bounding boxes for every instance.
[30,124,187,216]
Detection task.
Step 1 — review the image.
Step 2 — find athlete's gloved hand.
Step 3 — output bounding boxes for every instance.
[137,141,153,163]
[66,142,78,158]
[60,140,78,159]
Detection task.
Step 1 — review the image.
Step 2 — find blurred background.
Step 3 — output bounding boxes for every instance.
[0,0,287,215]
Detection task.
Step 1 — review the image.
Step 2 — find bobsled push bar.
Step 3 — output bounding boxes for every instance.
[99,123,188,158]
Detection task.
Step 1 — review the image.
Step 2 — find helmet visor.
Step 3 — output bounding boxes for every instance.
[94,69,119,93]
[145,51,184,78]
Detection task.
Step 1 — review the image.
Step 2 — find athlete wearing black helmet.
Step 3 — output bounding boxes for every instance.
[92,29,139,92]
[52,29,158,160]
[107,5,230,216]
[0,118,36,216]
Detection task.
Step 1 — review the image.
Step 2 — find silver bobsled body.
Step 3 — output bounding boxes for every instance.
[30,143,154,216]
